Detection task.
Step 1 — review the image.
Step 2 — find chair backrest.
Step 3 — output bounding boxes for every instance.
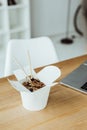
[4,36,59,76]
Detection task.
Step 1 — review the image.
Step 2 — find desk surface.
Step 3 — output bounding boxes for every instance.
[0,55,87,130]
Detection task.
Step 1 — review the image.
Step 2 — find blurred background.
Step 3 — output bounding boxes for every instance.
[0,0,87,77]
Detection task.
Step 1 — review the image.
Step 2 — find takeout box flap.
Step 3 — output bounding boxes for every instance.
[37,66,61,84]
[8,79,30,92]
[14,66,38,81]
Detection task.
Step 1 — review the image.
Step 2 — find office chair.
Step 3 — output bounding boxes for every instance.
[4,36,59,76]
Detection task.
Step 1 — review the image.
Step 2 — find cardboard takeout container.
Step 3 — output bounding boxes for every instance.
[9,65,61,111]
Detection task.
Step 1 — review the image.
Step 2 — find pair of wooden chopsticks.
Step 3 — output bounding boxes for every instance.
[14,50,33,82]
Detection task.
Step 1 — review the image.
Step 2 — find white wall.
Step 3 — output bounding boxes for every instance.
[30,0,82,37]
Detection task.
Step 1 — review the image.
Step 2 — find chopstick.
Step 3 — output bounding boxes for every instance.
[13,56,31,82]
[27,50,33,78]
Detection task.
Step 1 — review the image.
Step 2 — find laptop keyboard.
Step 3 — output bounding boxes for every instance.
[81,82,87,90]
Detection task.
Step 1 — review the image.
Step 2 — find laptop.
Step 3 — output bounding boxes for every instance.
[60,60,87,94]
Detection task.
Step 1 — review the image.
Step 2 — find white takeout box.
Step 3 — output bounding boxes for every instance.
[9,65,61,111]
